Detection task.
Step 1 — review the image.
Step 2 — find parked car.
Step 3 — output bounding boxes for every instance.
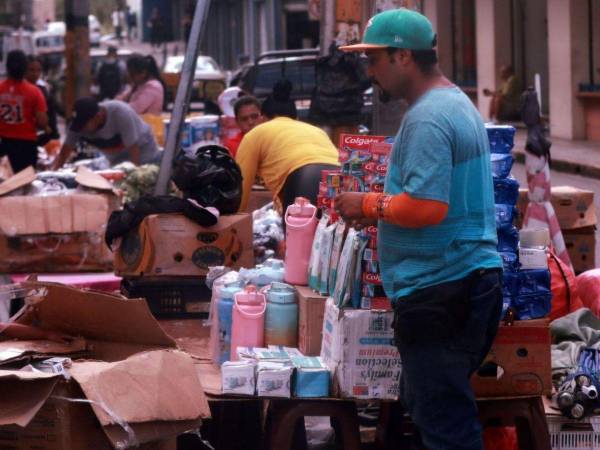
[162,55,226,103]
[44,15,102,47]
[231,48,372,124]
[0,29,65,76]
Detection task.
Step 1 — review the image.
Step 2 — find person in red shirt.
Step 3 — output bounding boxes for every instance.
[223,96,263,157]
[0,50,48,173]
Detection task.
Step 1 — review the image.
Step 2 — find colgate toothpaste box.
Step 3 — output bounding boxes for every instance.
[338,134,390,163]
[361,296,393,311]
[362,272,382,285]
[363,283,386,298]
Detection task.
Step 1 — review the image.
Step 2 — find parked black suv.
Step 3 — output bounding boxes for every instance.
[231,48,372,124]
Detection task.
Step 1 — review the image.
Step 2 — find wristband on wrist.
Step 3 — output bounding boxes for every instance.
[362,193,393,220]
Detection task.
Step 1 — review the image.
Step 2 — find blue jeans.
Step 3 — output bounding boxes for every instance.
[393,269,503,450]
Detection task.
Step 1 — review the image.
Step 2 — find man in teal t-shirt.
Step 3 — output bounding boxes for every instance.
[336,8,502,450]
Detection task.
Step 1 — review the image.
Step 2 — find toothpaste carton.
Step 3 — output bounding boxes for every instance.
[222,359,257,395]
[338,134,389,162]
[256,361,294,398]
[291,355,331,398]
[360,296,392,311]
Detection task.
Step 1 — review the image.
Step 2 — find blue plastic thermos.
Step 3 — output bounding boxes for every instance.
[251,259,285,287]
[264,282,298,347]
[217,283,243,364]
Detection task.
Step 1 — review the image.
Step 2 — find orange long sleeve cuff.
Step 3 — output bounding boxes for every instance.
[362,192,448,228]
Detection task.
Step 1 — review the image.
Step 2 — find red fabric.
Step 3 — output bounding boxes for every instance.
[548,250,584,321]
[0,79,47,141]
[576,269,600,318]
[223,131,243,158]
[483,427,518,450]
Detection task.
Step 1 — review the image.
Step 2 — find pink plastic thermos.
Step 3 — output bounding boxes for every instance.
[230,286,266,360]
[284,197,318,285]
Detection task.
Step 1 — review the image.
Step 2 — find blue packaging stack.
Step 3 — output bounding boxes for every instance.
[486,124,552,320]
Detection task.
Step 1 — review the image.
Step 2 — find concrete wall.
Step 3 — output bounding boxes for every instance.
[475,0,512,120]
[547,0,589,139]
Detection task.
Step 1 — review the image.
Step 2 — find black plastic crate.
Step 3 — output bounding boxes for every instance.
[120,277,211,318]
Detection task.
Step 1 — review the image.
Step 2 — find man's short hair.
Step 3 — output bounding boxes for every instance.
[387,47,438,75]
[233,95,261,118]
[6,50,27,80]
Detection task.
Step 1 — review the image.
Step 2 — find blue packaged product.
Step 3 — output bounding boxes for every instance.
[513,293,552,320]
[499,252,519,272]
[490,153,514,179]
[502,271,520,298]
[502,295,513,318]
[518,269,551,295]
[493,177,520,206]
[495,204,517,231]
[486,125,516,154]
[497,226,519,253]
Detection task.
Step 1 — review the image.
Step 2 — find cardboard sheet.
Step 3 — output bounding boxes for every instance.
[69,350,210,426]
[0,338,87,366]
[0,370,61,427]
[0,166,36,196]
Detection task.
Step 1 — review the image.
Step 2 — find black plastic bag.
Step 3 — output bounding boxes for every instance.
[309,44,371,126]
[171,144,243,215]
[521,87,551,161]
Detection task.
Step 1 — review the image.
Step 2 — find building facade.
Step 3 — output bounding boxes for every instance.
[424,0,599,141]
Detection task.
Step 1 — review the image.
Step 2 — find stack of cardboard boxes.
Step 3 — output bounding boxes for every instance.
[0,167,119,273]
[517,186,597,273]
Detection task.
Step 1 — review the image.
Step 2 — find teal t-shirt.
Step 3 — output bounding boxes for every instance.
[379,86,501,301]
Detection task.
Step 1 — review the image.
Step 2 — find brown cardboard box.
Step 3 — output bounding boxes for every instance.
[471,319,552,397]
[114,213,254,277]
[245,186,272,213]
[0,232,113,273]
[563,227,597,274]
[515,186,597,231]
[297,285,328,356]
[0,282,210,449]
[0,167,120,236]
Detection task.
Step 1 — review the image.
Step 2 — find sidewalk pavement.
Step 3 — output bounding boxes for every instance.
[513,129,600,179]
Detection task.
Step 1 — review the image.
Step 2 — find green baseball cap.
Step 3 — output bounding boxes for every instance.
[339,8,436,52]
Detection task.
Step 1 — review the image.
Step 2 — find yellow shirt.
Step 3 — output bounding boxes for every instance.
[235,117,340,211]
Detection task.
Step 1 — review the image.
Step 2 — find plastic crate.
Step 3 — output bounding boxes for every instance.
[121,277,211,318]
[547,415,600,450]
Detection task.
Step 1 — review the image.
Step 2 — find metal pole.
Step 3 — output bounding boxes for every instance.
[154,0,212,195]
[64,0,91,119]
[319,0,336,57]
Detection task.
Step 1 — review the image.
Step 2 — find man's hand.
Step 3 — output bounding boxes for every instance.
[334,192,366,222]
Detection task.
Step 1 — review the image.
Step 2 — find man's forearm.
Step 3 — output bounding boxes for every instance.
[52,144,74,170]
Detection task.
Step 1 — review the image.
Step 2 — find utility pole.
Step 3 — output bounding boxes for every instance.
[155,0,212,195]
[64,0,91,119]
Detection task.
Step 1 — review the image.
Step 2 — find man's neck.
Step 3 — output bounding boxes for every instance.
[406,70,453,105]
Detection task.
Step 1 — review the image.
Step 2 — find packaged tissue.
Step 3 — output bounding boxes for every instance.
[222,360,257,395]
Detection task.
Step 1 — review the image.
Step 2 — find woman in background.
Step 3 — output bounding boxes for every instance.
[117,54,165,115]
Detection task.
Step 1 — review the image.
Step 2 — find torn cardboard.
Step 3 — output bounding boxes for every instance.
[0,283,210,449]
[471,319,551,397]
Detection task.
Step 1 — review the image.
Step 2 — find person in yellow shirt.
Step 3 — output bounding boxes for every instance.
[235,80,340,212]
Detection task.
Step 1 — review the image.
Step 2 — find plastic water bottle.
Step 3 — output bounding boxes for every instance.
[264,282,298,347]
[217,284,243,364]
[230,286,266,360]
[284,197,318,285]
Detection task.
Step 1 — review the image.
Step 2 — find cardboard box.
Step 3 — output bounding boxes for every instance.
[297,286,328,356]
[114,213,254,277]
[471,319,552,398]
[0,282,210,449]
[563,227,597,274]
[0,232,113,273]
[0,167,120,236]
[320,298,401,400]
[245,186,272,213]
[516,186,597,230]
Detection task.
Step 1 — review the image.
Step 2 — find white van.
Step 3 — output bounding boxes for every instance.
[0,29,65,76]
